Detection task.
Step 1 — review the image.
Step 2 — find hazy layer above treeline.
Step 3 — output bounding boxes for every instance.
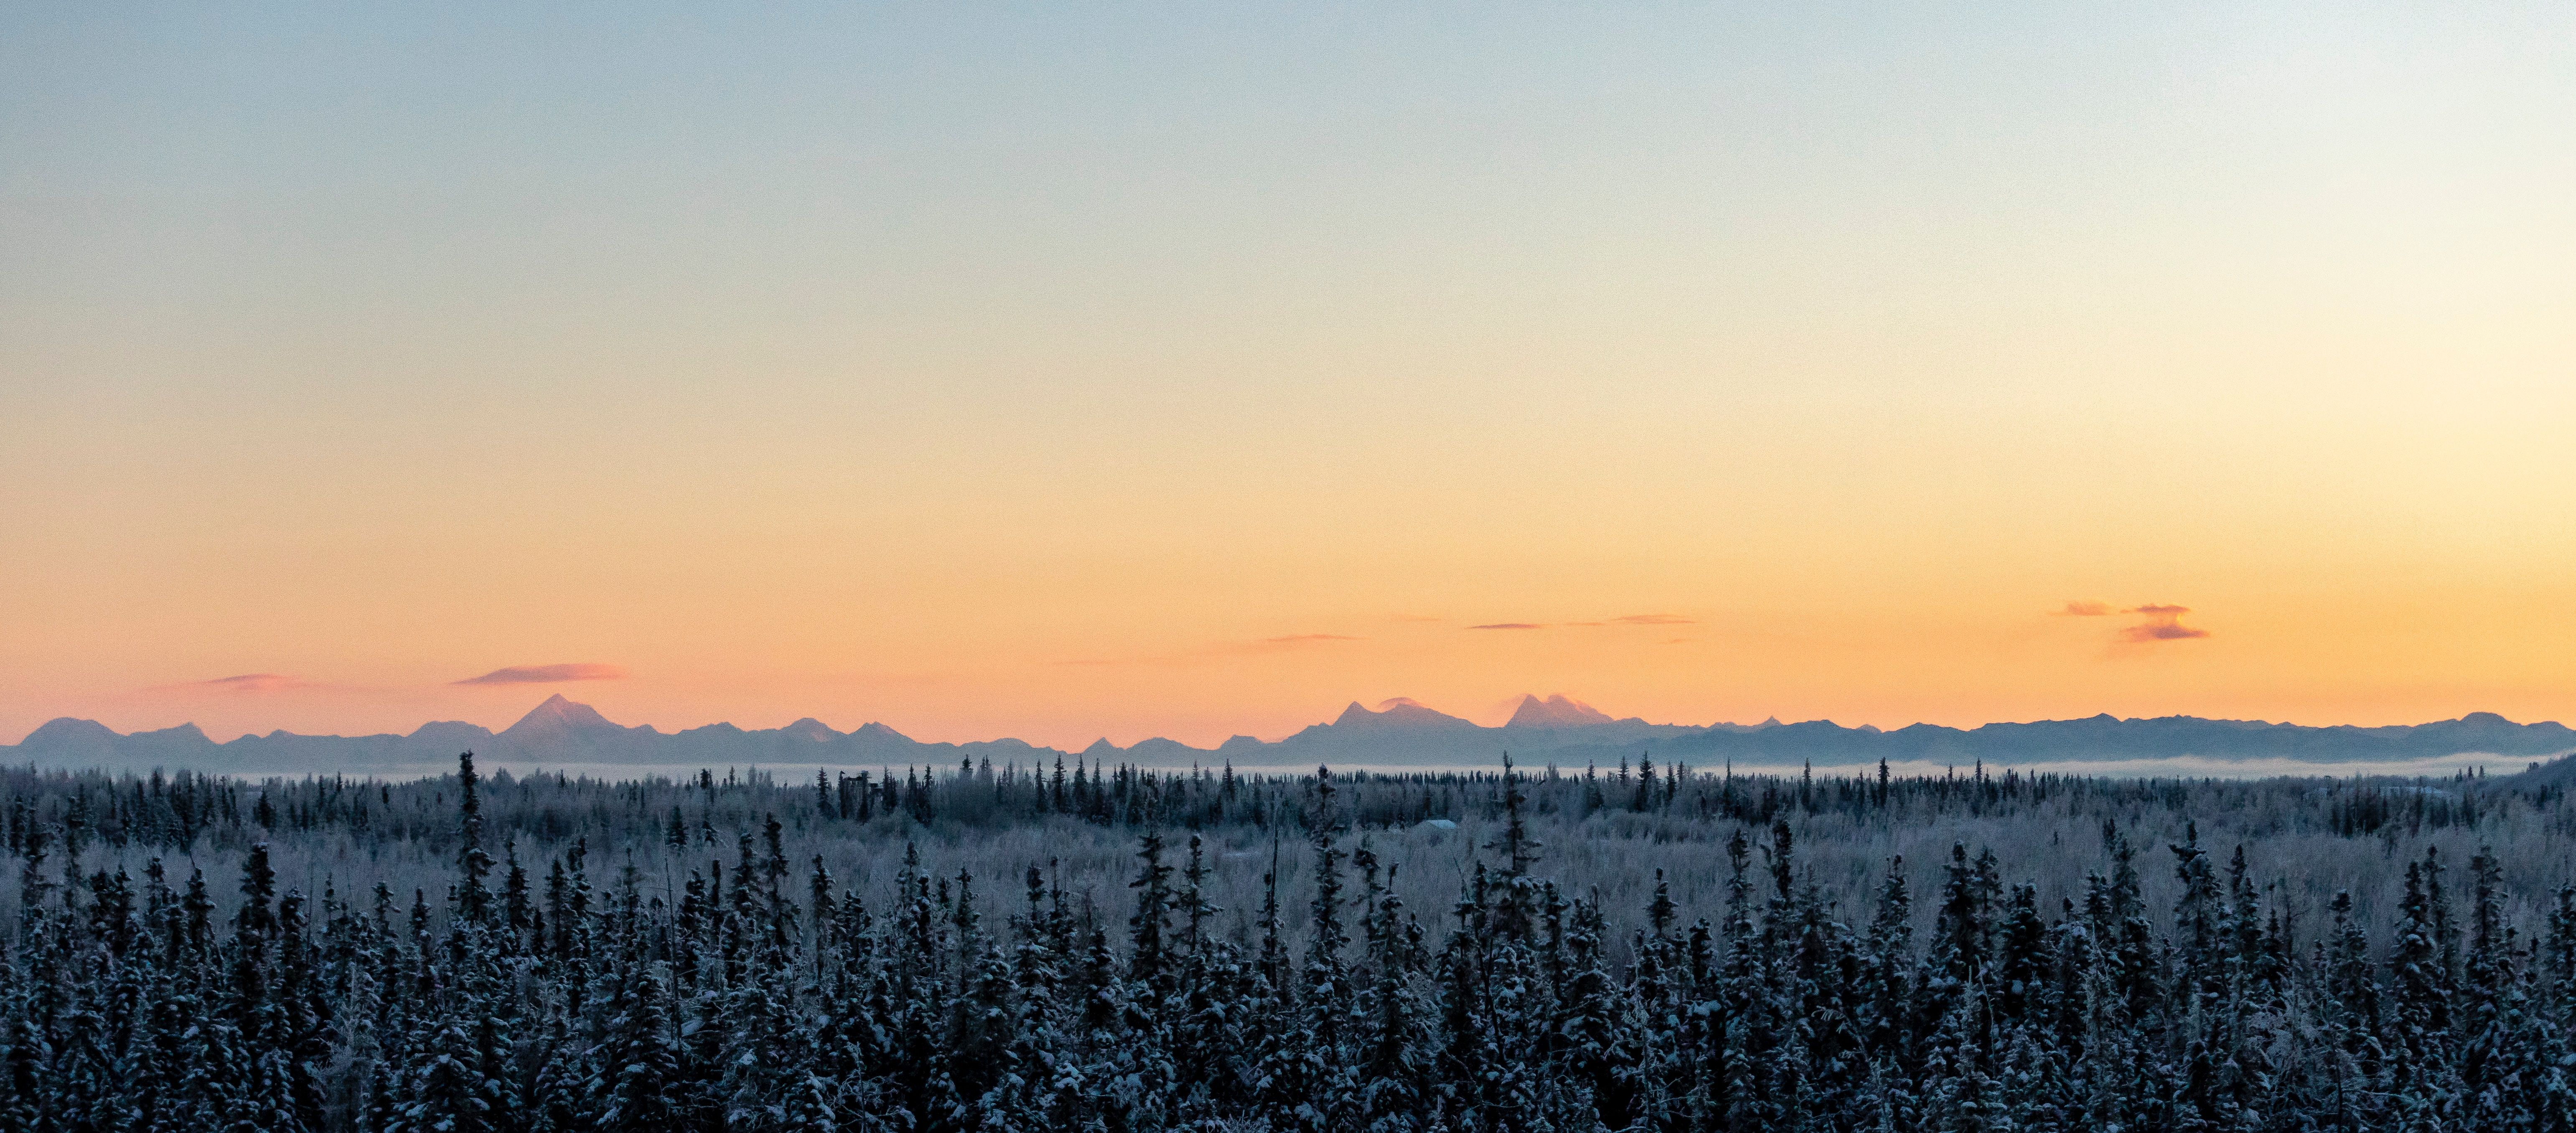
[9,691,2571,778]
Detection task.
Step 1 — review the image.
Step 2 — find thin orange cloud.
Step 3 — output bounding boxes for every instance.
[1472,613,1690,630]
[164,673,314,694]
[1262,634,1361,645]
[2118,605,2210,643]
[2055,600,2116,617]
[453,663,628,686]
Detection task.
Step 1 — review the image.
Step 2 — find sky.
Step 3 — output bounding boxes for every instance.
[4,3,2573,749]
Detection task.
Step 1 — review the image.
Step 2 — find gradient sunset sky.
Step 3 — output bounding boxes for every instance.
[5,4,2572,748]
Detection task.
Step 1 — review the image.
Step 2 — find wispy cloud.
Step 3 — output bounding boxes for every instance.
[1263,634,1360,645]
[453,663,628,686]
[2054,600,2116,617]
[162,673,315,694]
[1467,614,1690,630]
[2118,605,2210,643]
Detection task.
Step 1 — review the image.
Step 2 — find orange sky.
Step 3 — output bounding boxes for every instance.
[5,5,2572,748]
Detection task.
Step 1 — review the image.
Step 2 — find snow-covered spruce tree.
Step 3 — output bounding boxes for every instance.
[1,758,2574,1129]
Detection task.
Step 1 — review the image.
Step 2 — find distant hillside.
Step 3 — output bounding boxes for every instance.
[7,693,2571,777]
[2502,749,2576,788]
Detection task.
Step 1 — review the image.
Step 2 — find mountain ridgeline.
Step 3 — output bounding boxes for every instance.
[10,693,2573,777]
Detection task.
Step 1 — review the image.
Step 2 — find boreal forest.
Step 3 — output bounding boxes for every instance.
[0,749,2569,1132]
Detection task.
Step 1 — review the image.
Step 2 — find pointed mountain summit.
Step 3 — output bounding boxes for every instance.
[1329,700,1381,727]
[1504,694,1616,729]
[501,694,627,738]
[1327,698,1479,732]
[781,717,841,742]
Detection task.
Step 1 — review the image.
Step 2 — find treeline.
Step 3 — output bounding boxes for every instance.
[0,750,2507,859]
[0,752,2566,1130]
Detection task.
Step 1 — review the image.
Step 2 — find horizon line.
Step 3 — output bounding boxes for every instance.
[7,695,2560,751]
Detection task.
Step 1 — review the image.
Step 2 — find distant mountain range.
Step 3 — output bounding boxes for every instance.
[7,693,2573,777]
